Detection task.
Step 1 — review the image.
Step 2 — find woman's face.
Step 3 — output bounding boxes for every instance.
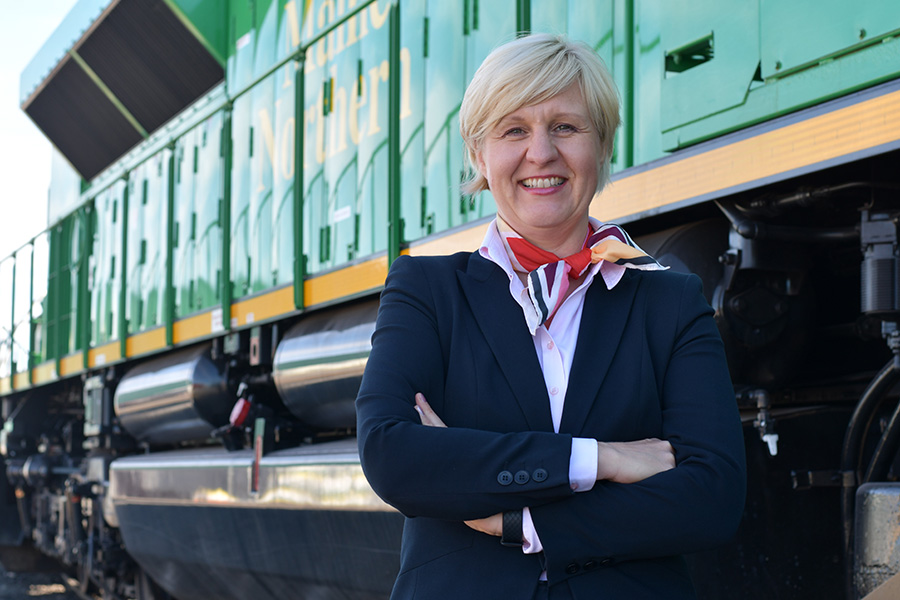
[475,84,603,252]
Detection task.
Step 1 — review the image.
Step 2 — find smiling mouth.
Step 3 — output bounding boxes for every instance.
[521,177,566,189]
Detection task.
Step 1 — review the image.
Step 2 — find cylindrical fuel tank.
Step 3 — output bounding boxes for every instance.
[114,344,231,445]
[273,300,377,429]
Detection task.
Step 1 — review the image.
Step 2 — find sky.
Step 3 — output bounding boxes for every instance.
[0,0,79,260]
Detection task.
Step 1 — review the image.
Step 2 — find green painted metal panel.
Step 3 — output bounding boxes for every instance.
[230,84,253,296]
[173,112,225,318]
[657,0,760,134]
[760,0,900,79]
[253,0,280,81]
[631,0,665,166]
[225,0,294,97]
[531,0,619,166]
[301,0,392,275]
[90,181,125,346]
[421,0,465,238]
[231,61,297,295]
[126,151,170,333]
[0,258,13,379]
[12,246,33,377]
[397,0,426,241]
[30,235,50,367]
[167,0,229,65]
[44,211,87,361]
[76,205,93,361]
[659,2,900,150]
[415,0,516,239]
[227,0,256,95]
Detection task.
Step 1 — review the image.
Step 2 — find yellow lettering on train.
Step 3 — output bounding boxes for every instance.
[317,0,335,28]
[304,0,315,39]
[285,1,301,48]
[367,60,389,135]
[300,0,391,75]
[370,0,390,29]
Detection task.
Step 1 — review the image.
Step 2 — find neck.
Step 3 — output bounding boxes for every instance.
[498,215,590,257]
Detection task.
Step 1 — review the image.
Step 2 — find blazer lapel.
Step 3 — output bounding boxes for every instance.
[559,271,641,435]
[457,254,554,432]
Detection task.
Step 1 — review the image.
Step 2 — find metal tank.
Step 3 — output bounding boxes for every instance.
[114,344,231,445]
[273,300,378,430]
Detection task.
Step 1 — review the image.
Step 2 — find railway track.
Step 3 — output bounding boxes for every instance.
[0,557,97,600]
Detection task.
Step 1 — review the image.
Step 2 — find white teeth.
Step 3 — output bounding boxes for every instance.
[522,177,564,188]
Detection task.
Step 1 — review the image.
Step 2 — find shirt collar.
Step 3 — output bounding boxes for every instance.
[479,218,627,291]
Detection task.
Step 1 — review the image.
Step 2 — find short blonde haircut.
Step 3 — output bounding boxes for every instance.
[459,33,620,196]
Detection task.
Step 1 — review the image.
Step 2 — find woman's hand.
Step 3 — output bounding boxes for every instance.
[414,392,447,427]
[464,513,503,537]
[596,438,675,484]
[414,393,503,537]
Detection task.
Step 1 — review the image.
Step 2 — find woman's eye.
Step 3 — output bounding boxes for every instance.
[503,127,525,136]
[555,123,575,132]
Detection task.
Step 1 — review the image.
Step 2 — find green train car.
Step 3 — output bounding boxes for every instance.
[2,0,900,598]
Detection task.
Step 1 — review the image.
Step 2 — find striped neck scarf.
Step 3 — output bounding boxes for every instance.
[498,218,666,333]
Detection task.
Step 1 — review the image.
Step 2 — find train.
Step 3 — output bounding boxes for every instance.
[2,0,900,598]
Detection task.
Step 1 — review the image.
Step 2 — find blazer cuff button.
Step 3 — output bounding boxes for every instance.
[497,470,513,485]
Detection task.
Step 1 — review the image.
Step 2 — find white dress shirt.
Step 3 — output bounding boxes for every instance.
[478,218,629,555]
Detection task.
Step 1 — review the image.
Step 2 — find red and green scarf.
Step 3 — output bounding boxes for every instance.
[499,219,666,333]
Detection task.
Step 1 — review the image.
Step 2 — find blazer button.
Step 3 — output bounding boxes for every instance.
[565,563,580,575]
[497,471,513,486]
[583,560,597,571]
[599,557,613,567]
[533,468,548,482]
[514,470,530,484]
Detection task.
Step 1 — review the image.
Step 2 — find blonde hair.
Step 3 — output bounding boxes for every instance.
[459,33,620,196]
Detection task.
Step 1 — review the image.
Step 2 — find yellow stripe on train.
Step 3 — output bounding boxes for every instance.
[593,87,900,223]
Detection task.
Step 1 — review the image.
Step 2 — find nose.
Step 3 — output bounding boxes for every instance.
[525,129,558,165]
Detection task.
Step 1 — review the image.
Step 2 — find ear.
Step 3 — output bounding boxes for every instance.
[474,147,488,181]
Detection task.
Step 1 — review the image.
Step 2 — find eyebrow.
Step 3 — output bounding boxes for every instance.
[495,111,591,127]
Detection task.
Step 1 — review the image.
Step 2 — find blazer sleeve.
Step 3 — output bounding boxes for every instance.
[356,255,575,520]
[530,274,746,582]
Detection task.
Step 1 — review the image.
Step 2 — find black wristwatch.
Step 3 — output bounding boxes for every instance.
[500,509,523,547]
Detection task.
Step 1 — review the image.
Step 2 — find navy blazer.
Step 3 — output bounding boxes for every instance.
[357,251,746,599]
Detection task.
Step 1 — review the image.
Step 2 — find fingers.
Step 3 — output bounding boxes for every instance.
[414,392,447,428]
[463,513,503,537]
[596,438,676,484]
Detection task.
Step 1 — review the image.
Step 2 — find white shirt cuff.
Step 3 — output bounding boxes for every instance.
[569,437,599,492]
[522,507,542,554]
[522,439,597,556]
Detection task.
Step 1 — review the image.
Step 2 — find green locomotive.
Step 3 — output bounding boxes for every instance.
[3,0,900,598]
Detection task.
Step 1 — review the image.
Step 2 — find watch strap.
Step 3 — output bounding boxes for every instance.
[500,509,523,547]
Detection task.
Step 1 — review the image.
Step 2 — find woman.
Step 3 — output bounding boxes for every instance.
[356,33,745,600]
